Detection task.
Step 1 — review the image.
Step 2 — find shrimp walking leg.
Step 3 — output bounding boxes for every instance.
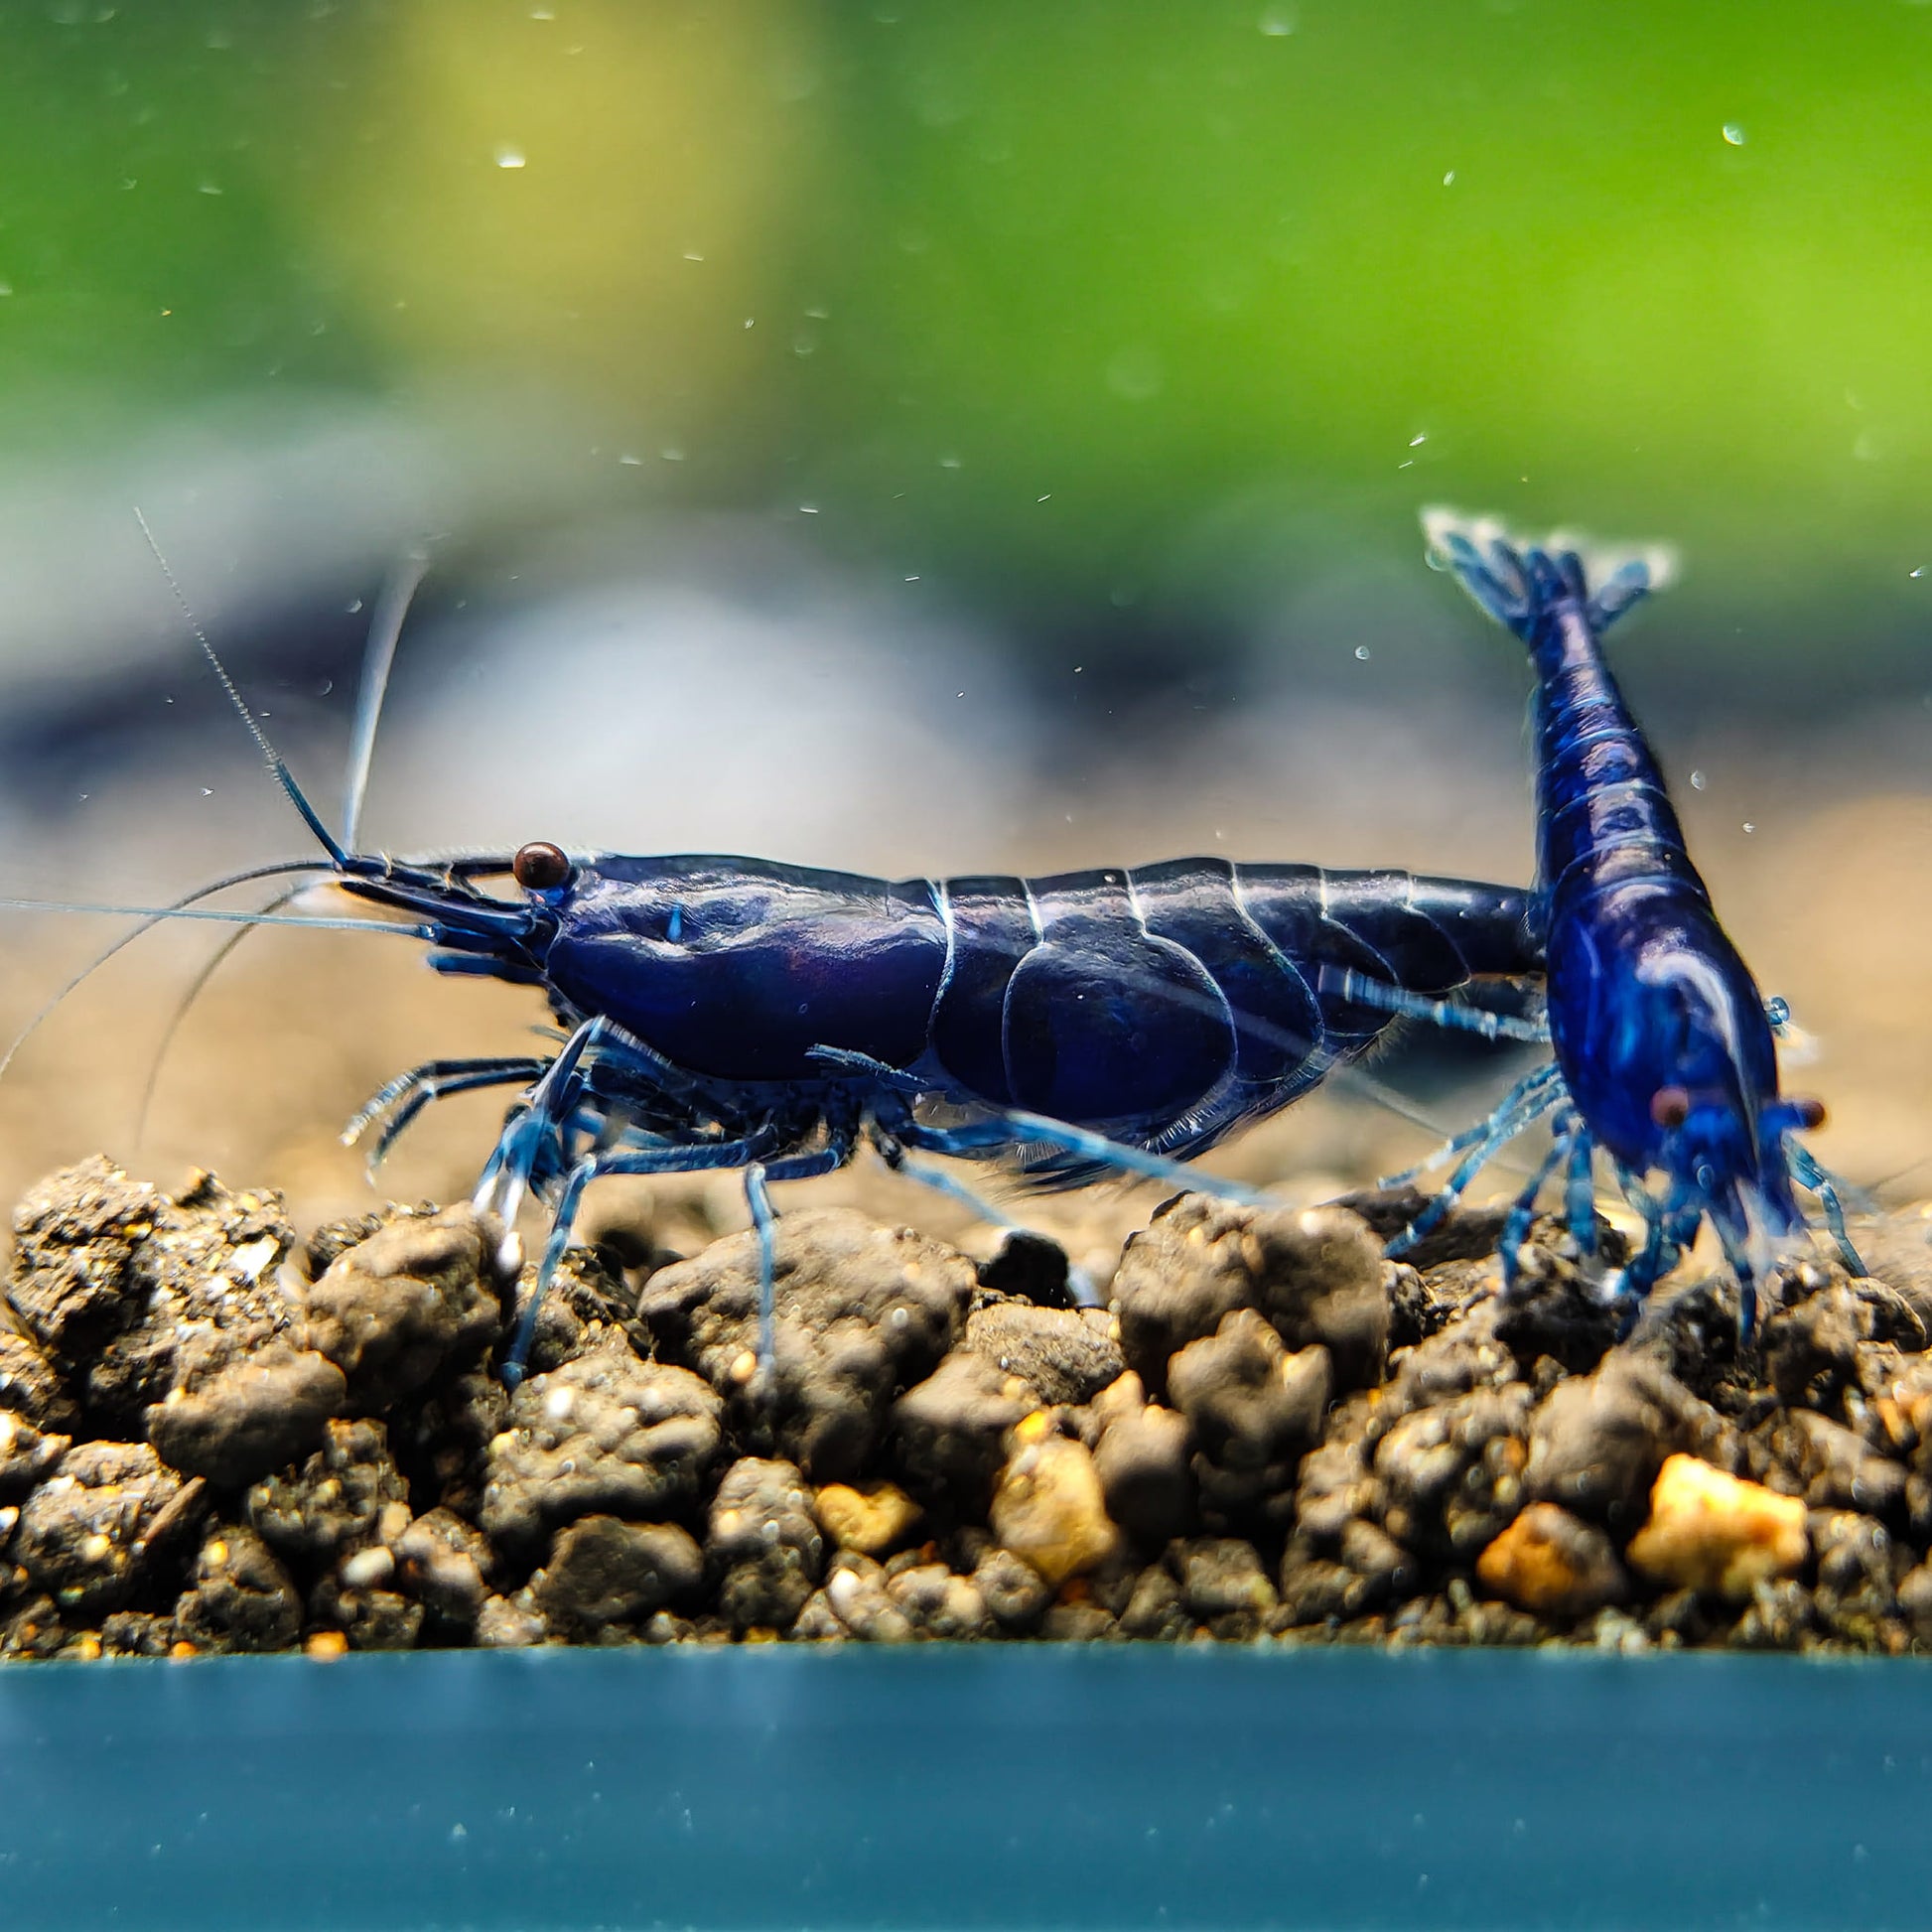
[1315,966,1551,1045]
[474,1019,613,1229]
[1383,1063,1568,1189]
[1785,1141,1866,1274]
[1563,1125,1598,1262]
[1613,1172,1705,1315]
[871,1136,1103,1308]
[1495,1124,1576,1273]
[503,1129,784,1384]
[742,1143,853,1376]
[1386,1064,1569,1255]
[875,1141,1023,1231]
[345,1056,551,1170]
[888,1109,1272,1206]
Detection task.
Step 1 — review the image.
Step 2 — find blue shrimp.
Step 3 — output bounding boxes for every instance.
[346,846,1541,1380]
[1365,512,1861,1335]
[7,533,1548,1388]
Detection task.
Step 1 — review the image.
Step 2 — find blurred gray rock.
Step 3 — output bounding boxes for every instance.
[481,1335,723,1558]
[148,1344,345,1488]
[1375,1383,1531,1563]
[1114,1196,1387,1395]
[707,1456,823,1634]
[12,1441,189,1618]
[0,1328,76,1432]
[962,1302,1124,1407]
[533,1517,703,1632]
[1524,1353,1737,1533]
[0,1411,68,1503]
[5,1158,160,1364]
[1093,1401,1194,1544]
[174,1523,302,1653]
[245,1417,409,1569]
[893,1350,1034,1509]
[1167,1310,1329,1521]
[302,1205,505,1410]
[636,1209,972,1481]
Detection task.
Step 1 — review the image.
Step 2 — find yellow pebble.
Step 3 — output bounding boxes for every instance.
[813,1480,923,1557]
[1012,1409,1052,1447]
[728,1350,759,1386]
[1626,1453,1807,1599]
[206,1540,229,1568]
[169,1639,199,1661]
[990,1436,1119,1587]
[305,1630,350,1661]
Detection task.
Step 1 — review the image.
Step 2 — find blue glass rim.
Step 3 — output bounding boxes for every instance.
[1,1643,1924,1931]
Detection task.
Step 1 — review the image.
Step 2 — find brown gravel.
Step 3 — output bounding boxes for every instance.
[7,1155,1932,1660]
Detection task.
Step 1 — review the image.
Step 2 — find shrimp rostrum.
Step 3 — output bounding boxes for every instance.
[1363,512,1863,1336]
[15,545,1546,1387]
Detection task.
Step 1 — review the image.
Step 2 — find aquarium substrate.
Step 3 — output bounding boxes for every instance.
[3,1155,1931,1661]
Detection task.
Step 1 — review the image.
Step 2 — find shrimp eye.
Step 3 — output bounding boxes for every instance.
[512,841,572,893]
[1792,1095,1828,1132]
[1650,1086,1691,1130]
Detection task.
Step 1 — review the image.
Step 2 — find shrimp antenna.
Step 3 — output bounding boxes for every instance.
[0,897,433,936]
[133,507,349,867]
[0,857,336,1086]
[133,878,311,1151]
[342,546,430,853]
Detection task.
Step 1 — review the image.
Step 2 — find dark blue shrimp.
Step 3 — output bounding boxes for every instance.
[338,846,1540,1377]
[14,526,1546,1386]
[1369,513,1860,1334]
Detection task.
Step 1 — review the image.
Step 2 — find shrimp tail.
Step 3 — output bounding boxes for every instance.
[1420,506,1678,641]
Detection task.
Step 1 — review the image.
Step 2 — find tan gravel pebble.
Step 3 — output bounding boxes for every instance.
[989,1434,1119,1587]
[1625,1453,1808,1599]
[812,1480,923,1557]
[1475,1502,1628,1617]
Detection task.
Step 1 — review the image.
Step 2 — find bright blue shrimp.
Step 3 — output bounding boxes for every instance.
[1362,512,1861,1335]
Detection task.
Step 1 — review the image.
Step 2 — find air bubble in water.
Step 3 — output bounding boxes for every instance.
[1353,645,1371,661]
[1722,124,1745,146]
[1689,769,1707,790]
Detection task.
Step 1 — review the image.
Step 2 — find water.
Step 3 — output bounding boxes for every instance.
[1,1645,1928,1929]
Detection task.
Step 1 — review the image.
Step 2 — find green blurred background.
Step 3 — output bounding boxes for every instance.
[4,0,1932,702]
